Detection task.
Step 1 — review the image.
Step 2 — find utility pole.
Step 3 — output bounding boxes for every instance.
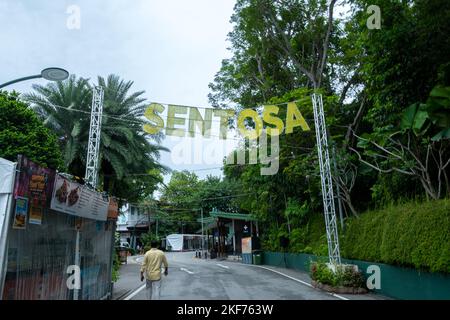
[332,145,345,231]
[312,93,341,265]
[75,86,105,301]
[85,86,104,188]
[200,208,204,255]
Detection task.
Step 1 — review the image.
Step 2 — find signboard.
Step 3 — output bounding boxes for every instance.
[241,237,252,254]
[50,175,109,221]
[143,101,311,139]
[13,155,56,224]
[243,223,250,236]
[107,198,119,220]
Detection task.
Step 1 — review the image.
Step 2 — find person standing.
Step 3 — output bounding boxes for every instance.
[140,240,169,300]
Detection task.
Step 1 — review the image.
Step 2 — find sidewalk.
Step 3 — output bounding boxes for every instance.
[112,255,143,300]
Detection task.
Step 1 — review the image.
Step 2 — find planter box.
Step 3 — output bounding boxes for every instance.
[312,280,368,294]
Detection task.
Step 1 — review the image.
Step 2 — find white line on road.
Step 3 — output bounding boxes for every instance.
[216,263,230,269]
[253,266,313,287]
[180,267,194,274]
[123,284,146,300]
[251,265,349,301]
[330,293,349,300]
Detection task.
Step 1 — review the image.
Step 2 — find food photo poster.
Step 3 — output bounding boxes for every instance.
[13,197,28,230]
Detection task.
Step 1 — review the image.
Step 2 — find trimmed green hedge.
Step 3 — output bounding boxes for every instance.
[341,199,450,273]
[263,199,450,273]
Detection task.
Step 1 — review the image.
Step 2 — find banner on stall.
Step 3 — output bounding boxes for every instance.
[13,196,28,229]
[50,175,109,221]
[14,155,56,224]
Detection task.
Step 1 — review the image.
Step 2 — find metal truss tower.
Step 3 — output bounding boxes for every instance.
[312,93,341,265]
[84,86,104,189]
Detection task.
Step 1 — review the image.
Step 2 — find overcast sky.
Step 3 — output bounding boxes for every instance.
[0,0,239,187]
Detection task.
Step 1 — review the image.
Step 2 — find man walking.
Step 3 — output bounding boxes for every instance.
[140,240,169,300]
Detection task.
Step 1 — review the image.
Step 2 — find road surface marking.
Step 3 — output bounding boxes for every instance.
[180,267,194,274]
[252,265,349,301]
[216,263,230,269]
[330,293,349,300]
[253,266,312,287]
[123,284,146,300]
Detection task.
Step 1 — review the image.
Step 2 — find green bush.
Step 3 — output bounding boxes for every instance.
[310,261,366,288]
[341,199,450,273]
[112,251,120,282]
[311,261,338,286]
[340,266,365,288]
[263,199,449,274]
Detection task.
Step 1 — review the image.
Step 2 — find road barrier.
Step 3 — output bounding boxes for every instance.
[262,251,450,300]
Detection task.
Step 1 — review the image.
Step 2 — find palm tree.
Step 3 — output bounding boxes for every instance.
[24,74,168,201]
[96,74,168,195]
[23,75,91,176]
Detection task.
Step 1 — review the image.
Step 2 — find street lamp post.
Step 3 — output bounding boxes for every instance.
[201,208,204,256]
[0,67,69,89]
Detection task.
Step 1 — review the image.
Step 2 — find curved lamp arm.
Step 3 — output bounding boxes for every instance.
[0,74,42,89]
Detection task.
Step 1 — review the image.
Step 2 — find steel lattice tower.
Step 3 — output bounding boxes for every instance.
[312,93,341,265]
[84,86,104,189]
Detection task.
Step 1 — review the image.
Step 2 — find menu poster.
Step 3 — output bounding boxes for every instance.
[29,206,43,225]
[13,197,28,229]
[14,155,56,208]
[50,175,109,221]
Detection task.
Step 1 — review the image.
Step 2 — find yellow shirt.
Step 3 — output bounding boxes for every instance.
[140,248,169,281]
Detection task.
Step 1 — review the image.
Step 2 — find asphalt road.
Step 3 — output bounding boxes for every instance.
[118,252,346,300]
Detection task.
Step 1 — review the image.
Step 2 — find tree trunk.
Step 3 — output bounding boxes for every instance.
[283,194,291,235]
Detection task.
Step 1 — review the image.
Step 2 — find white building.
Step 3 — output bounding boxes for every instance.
[117,204,154,250]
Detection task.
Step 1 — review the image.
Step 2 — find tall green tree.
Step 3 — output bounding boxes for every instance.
[350,0,450,126]
[208,0,340,109]
[0,90,63,169]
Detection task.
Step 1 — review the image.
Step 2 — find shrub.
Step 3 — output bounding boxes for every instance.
[340,266,365,288]
[310,261,337,286]
[112,251,120,282]
[341,199,450,273]
[310,261,366,288]
[263,200,449,274]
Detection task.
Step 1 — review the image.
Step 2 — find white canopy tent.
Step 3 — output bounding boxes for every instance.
[0,158,17,297]
[165,234,203,251]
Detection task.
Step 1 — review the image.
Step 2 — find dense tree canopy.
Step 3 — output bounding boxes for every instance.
[157,171,241,234]
[206,0,450,255]
[0,90,63,169]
